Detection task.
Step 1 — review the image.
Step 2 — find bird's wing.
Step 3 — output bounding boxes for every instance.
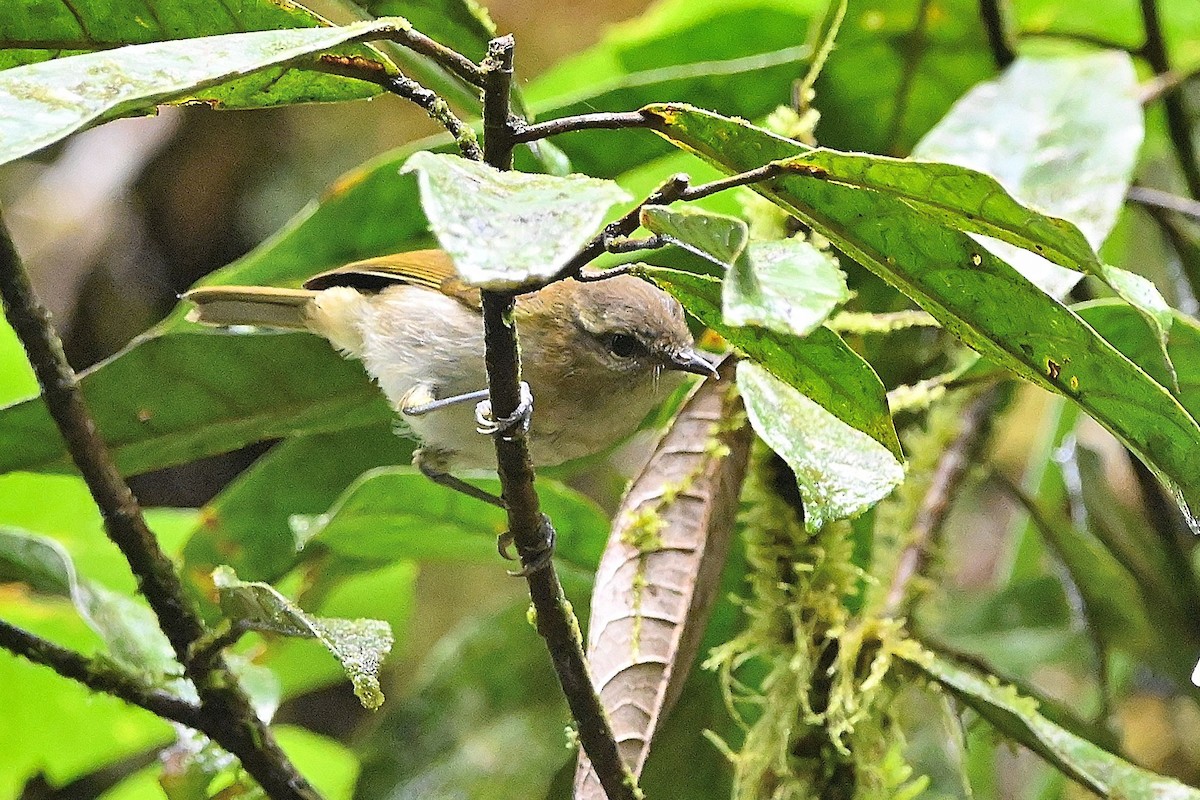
[303,249,481,310]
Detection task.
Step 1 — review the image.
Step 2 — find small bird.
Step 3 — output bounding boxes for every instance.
[185,249,715,499]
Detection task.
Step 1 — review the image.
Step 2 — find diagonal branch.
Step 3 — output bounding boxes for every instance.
[0,618,205,730]
[476,35,641,800]
[0,212,320,800]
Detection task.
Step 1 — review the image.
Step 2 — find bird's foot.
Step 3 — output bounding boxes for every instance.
[497,513,556,577]
[475,382,534,439]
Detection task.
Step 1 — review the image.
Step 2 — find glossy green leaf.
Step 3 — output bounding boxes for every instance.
[737,362,903,530]
[645,104,1200,531]
[640,205,849,336]
[0,19,404,166]
[643,267,902,460]
[292,466,608,572]
[212,566,392,709]
[0,526,177,678]
[903,648,1200,799]
[354,601,571,800]
[640,205,748,268]
[401,152,629,290]
[274,726,360,800]
[725,239,849,337]
[0,331,390,476]
[912,53,1143,297]
[1076,301,1200,424]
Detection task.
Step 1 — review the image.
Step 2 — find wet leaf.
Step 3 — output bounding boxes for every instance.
[645,103,1200,532]
[644,267,902,461]
[0,19,405,166]
[401,152,630,290]
[738,362,904,530]
[212,566,392,709]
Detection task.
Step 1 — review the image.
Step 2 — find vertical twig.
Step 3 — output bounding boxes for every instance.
[0,212,320,800]
[1140,0,1200,200]
[477,36,641,800]
[884,389,1002,617]
[979,0,1015,68]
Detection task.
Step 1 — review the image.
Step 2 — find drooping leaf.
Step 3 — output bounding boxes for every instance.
[640,205,749,268]
[212,566,392,709]
[724,239,849,337]
[912,53,1144,298]
[0,19,405,166]
[0,331,391,476]
[291,466,608,572]
[644,104,1200,532]
[643,267,902,460]
[353,601,572,800]
[0,526,177,678]
[401,152,630,290]
[902,648,1200,799]
[640,205,849,337]
[576,357,751,797]
[738,362,904,530]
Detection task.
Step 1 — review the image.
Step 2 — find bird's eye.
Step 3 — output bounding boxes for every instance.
[605,333,643,358]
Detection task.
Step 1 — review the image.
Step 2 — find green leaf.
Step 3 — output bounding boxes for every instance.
[0,526,177,678]
[180,424,414,586]
[644,104,1200,532]
[0,19,404,166]
[274,725,360,800]
[902,648,1200,799]
[401,152,630,290]
[725,239,849,337]
[912,53,1143,297]
[524,0,821,178]
[292,466,608,572]
[212,566,392,709]
[643,267,903,461]
[353,601,571,800]
[640,204,748,267]
[1076,301,1200,424]
[0,331,391,476]
[639,205,849,336]
[737,362,903,530]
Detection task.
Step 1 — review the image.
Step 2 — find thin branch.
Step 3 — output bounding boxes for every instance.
[477,36,640,800]
[511,111,655,143]
[884,389,1003,617]
[1139,0,1200,199]
[1134,199,1200,306]
[0,212,320,800]
[377,26,486,88]
[979,0,1015,68]
[313,58,481,161]
[1127,185,1200,223]
[1139,64,1200,106]
[1020,28,1138,54]
[0,618,205,730]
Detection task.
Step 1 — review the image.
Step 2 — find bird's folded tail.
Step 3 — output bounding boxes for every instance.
[183,286,317,330]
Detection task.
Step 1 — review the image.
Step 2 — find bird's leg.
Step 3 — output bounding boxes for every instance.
[415,456,507,508]
[474,381,534,438]
[402,387,491,416]
[499,513,557,577]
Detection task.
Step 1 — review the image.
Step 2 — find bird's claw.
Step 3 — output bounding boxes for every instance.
[498,513,556,577]
[475,381,534,439]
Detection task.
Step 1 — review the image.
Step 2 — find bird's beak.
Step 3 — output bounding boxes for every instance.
[666,348,719,378]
